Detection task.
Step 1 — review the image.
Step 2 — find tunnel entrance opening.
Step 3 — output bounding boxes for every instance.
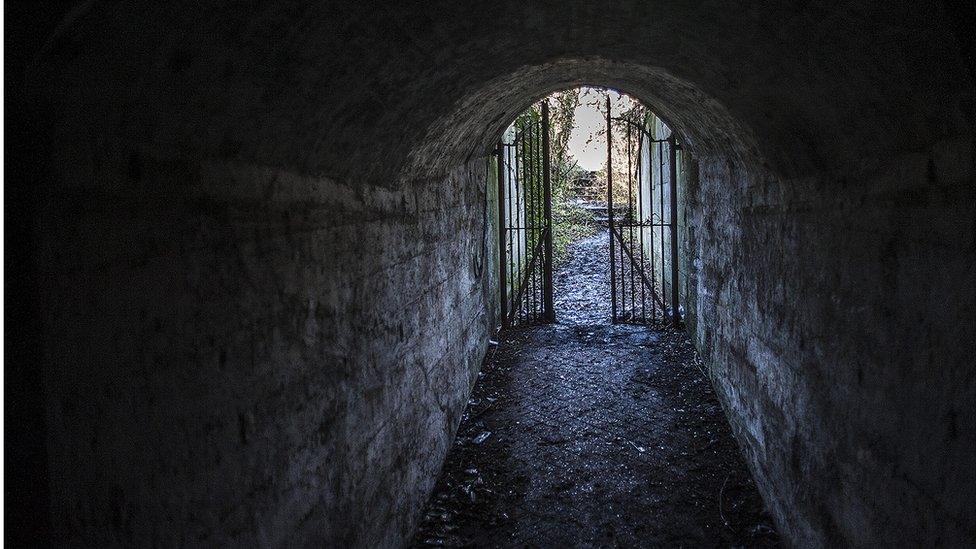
[411,86,781,545]
[496,101,555,327]
[606,94,682,326]
[496,88,683,329]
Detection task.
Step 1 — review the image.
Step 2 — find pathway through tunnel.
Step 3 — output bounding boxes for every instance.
[411,229,781,547]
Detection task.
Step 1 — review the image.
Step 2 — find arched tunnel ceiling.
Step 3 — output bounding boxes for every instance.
[29,1,973,186]
[402,57,762,182]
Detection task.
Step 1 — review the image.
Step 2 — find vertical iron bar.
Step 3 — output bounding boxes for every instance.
[627,120,635,319]
[521,126,529,324]
[659,134,666,319]
[505,144,515,325]
[534,119,542,321]
[525,122,535,322]
[538,121,545,322]
[530,123,536,321]
[522,127,529,324]
[637,129,646,323]
[606,95,617,322]
[620,216,626,319]
[651,139,658,322]
[497,141,508,328]
[504,145,511,325]
[533,120,541,321]
[508,141,515,324]
[509,142,515,323]
[534,120,541,321]
[509,143,517,324]
[542,101,554,322]
[514,137,523,324]
[669,135,680,325]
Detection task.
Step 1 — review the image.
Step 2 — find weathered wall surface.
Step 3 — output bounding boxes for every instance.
[37,156,497,546]
[681,142,975,545]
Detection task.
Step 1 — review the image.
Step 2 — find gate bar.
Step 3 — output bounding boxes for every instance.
[658,135,666,319]
[668,135,681,325]
[611,226,664,309]
[606,95,617,321]
[542,101,555,321]
[507,228,548,325]
[496,141,508,328]
[627,122,635,317]
[527,125,534,321]
[636,127,647,322]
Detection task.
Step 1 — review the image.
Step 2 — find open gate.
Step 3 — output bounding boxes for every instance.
[496,101,554,328]
[606,96,682,325]
[495,93,680,328]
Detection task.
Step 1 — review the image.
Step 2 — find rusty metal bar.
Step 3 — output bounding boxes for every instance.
[496,105,557,328]
[527,122,537,322]
[513,138,523,324]
[508,142,515,323]
[542,101,555,322]
[496,141,508,328]
[606,95,617,322]
[535,119,543,321]
[669,135,680,325]
[536,120,544,321]
[627,120,635,318]
[636,126,646,323]
[524,125,529,321]
[507,227,548,325]
[659,134,667,318]
[611,226,665,310]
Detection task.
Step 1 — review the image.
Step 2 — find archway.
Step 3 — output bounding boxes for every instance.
[413,86,780,546]
[493,87,686,328]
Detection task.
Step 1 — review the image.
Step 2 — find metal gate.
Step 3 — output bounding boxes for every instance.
[496,101,554,328]
[606,96,681,325]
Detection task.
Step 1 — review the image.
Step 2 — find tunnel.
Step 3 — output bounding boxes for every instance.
[5,1,975,546]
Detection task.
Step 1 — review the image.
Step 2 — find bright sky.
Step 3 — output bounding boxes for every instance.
[566,87,636,171]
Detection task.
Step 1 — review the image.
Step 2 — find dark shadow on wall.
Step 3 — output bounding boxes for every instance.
[4,0,80,543]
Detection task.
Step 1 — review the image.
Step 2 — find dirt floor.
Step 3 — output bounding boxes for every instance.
[411,229,781,547]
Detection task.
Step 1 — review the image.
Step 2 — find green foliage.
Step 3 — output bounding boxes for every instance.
[546,89,597,266]
[552,199,596,267]
[581,93,647,208]
[509,89,601,268]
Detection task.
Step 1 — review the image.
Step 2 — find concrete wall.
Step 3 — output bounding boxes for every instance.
[11,1,974,546]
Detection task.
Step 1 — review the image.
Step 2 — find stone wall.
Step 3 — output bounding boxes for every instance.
[681,142,975,545]
[37,157,498,546]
